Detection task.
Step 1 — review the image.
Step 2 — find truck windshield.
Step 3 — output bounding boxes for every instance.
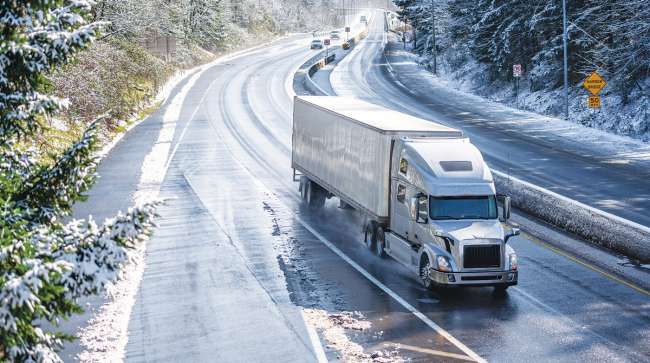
[429,196,497,220]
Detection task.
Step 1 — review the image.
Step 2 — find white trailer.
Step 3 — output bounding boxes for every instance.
[292,96,520,291]
[292,96,462,220]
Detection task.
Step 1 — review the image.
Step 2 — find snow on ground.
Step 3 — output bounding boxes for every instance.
[302,309,405,363]
[384,34,650,167]
[71,37,297,361]
[74,69,204,362]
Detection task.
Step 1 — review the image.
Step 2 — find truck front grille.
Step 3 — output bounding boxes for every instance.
[463,245,501,269]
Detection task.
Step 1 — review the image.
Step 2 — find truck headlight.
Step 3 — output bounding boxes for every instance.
[509,253,518,271]
[436,255,452,272]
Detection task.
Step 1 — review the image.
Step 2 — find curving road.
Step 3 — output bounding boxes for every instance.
[65,23,650,363]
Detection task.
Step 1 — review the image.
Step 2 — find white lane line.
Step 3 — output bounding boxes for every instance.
[392,343,477,362]
[300,309,329,363]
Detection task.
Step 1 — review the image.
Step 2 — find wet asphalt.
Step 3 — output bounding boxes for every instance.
[63,25,650,363]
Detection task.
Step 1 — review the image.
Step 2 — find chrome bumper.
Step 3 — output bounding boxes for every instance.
[429,269,518,287]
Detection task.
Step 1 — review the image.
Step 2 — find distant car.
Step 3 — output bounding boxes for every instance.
[330,31,341,40]
[310,39,324,49]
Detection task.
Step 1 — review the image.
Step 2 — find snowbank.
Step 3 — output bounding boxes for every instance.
[494,170,650,263]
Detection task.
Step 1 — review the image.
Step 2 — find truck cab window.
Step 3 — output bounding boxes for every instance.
[399,158,408,175]
[429,195,498,220]
[396,184,406,203]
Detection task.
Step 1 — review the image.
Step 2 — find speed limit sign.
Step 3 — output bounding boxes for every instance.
[513,64,522,77]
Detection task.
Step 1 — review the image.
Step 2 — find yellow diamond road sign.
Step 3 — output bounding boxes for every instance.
[583,71,606,95]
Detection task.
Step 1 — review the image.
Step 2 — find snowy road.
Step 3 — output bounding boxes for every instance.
[64,25,650,363]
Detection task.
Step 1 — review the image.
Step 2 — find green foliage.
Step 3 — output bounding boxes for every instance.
[0,2,160,361]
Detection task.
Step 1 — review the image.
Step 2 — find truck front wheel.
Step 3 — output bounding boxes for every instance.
[420,255,435,290]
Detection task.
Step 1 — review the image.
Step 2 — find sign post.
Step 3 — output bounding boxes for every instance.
[513,64,522,109]
[583,71,606,110]
[345,26,350,42]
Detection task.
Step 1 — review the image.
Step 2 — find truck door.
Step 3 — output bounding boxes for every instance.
[409,191,429,264]
[389,179,413,266]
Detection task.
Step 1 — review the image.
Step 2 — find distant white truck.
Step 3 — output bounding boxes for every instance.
[292,96,519,291]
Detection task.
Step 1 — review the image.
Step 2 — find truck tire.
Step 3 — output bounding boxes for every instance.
[363,222,373,250]
[364,222,376,252]
[306,180,326,208]
[374,226,387,258]
[299,176,309,200]
[419,255,435,290]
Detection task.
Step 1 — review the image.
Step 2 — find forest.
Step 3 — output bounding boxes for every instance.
[394,0,649,139]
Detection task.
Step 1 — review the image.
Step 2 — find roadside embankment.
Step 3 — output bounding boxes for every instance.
[494,171,650,263]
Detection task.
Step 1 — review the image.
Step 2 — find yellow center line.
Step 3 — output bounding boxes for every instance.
[524,232,650,297]
[388,342,477,362]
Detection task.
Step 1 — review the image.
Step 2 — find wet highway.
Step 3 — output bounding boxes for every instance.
[67,22,650,363]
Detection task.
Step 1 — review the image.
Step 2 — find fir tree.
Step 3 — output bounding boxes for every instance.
[0,1,159,361]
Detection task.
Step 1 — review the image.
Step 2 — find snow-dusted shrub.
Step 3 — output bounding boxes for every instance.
[0,1,160,361]
[48,40,174,127]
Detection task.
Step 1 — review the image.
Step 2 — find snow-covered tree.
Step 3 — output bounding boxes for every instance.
[0,1,159,361]
[396,0,650,96]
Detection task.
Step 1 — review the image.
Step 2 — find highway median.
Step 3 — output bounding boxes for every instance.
[494,171,650,263]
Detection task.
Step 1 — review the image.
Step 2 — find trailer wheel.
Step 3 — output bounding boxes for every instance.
[374,226,387,258]
[306,180,326,208]
[364,222,375,251]
[299,176,309,200]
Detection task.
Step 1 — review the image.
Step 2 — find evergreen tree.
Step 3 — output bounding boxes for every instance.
[0,1,159,361]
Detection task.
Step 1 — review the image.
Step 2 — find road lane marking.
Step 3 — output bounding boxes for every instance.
[524,232,650,297]
[390,343,476,362]
[300,309,329,363]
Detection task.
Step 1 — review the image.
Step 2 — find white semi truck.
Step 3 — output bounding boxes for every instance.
[292,96,520,291]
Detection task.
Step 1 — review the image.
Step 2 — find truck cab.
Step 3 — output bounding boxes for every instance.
[380,138,519,290]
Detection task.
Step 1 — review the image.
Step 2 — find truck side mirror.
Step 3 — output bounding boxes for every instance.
[497,194,511,222]
[416,194,428,224]
[410,194,429,224]
[505,228,520,243]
